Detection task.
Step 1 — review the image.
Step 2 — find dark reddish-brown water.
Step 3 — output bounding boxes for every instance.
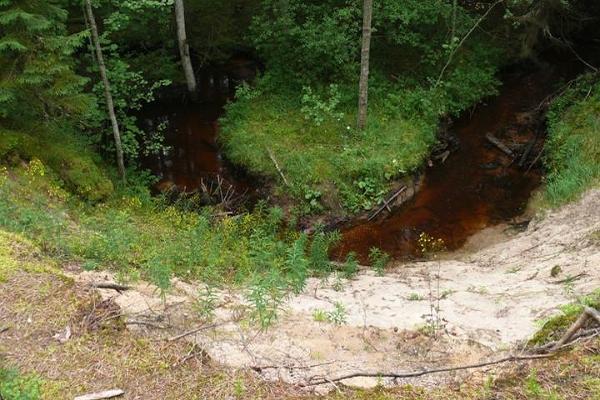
[146,58,578,262]
[143,55,260,193]
[143,101,226,191]
[333,67,558,262]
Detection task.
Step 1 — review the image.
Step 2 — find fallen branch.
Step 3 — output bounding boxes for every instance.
[534,327,600,353]
[485,133,514,158]
[302,354,554,386]
[0,326,9,334]
[549,272,588,285]
[368,186,407,221]
[302,306,600,387]
[266,147,290,187]
[552,307,600,350]
[251,360,339,373]
[526,144,545,173]
[125,320,169,329]
[90,282,131,292]
[435,0,503,87]
[167,322,222,342]
[74,389,124,400]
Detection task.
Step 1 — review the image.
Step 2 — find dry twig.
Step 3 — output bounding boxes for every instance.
[299,306,600,387]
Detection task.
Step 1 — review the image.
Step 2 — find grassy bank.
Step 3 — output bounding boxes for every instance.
[220,51,500,216]
[544,73,600,206]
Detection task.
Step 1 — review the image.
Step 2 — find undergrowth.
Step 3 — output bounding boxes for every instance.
[0,142,342,316]
[544,73,600,206]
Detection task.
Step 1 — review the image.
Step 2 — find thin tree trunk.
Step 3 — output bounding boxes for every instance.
[84,0,126,180]
[451,0,458,40]
[357,0,373,131]
[175,0,198,95]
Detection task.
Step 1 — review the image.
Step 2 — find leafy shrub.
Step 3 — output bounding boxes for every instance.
[300,84,345,126]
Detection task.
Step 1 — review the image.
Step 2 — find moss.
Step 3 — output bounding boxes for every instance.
[529,290,600,346]
[0,128,113,202]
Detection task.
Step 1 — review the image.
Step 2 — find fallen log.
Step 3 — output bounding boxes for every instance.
[368,186,407,221]
[90,283,131,292]
[74,389,124,400]
[485,133,514,158]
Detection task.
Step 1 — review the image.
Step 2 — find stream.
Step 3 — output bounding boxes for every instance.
[144,59,577,262]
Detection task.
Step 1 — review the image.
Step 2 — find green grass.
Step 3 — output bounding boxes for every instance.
[221,85,435,214]
[544,74,600,206]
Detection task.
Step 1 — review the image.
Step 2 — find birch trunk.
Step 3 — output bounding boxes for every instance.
[357,0,373,130]
[175,0,198,95]
[84,0,126,180]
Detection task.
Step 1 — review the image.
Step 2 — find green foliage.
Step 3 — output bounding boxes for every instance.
[285,234,309,294]
[247,270,286,330]
[250,1,360,83]
[0,368,41,400]
[0,0,92,125]
[0,147,340,303]
[309,230,338,276]
[544,73,600,206]
[368,247,390,277]
[342,252,359,279]
[194,284,218,322]
[300,84,345,126]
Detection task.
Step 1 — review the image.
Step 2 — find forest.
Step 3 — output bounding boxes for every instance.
[0,0,599,399]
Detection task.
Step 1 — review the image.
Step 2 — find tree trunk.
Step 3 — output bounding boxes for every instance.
[175,0,198,95]
[84,0,126,180]
[357,0,373,130]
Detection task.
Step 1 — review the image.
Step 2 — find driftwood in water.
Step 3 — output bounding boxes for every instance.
[485,133,515,158]
[368,186,407,221]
